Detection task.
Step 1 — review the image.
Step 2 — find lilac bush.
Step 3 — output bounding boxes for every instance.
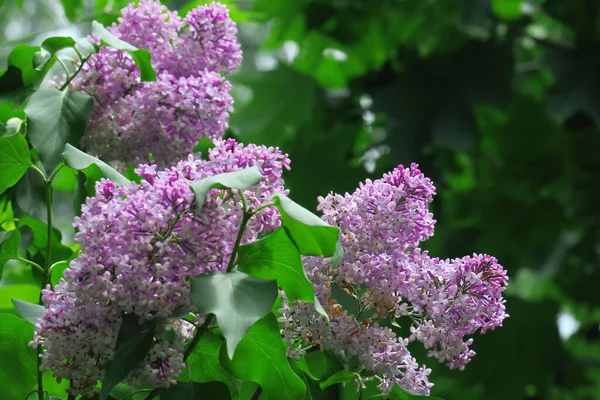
[0,1,509,399]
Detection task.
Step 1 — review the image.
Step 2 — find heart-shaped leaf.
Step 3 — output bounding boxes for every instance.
[40,36,76,57]
[237,228,314,303]
[25,88,93,173]
[294,357,319,381]
[189,270,277,357]
[34,36,81,72]
[272,193,343,262]
[62,144,131,188]
[190,167,263,213]
[220,313,306,400]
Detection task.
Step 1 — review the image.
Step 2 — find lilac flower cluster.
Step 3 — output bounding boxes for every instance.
[279,164,508,395]
[33,139,290,396]
[70,0,242,166]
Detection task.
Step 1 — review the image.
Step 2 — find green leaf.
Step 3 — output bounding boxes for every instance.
[11,298,44,325]
[220,313,306,400]
[75,37,100,55]
[190,167,263,213]
[237,228,314,303]
[491,0,522,20]
[17,215,73,264]
[295,357,319,381]
[7,45,42,87]
[290,360,312,400]
[178,330,240,395]
[0,229,20,280]
[0,67,27,104]
[0,103,25,125]
[0,314,37,400]
[272,193,341,257]
[17,215,56,249]
[319,370,357,390]
[0,104,25,137]
[34,36,78,71]
[0,284,39,312]
[189,270,277,357]
[62,144,131,187]
[13,169,47,221]
[0,133,32,195]
[25,88,94,173]
[100,314,157,400]
[91,21,156,81]
[128,49,155,82]
[91,20,136,51]
[40,36,76,58]
[303,350,344,380]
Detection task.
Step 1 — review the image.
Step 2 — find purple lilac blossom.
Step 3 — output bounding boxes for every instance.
[278,163,508,395]
[70,0,242,166]
[33,139,290,397]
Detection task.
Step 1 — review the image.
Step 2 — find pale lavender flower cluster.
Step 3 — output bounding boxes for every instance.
[71,0,242,166]
[33,139,290,396]
[279,164,508,395]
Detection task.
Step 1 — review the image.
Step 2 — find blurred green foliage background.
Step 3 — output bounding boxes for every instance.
[2,0,600,399]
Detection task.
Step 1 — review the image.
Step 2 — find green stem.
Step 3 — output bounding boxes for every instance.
[47,161,65,183]
[226,191,250,273]
[74,47,84,62]
[39,180,53,304]
[56,57,71,79]
[35,165,58,400]
[250,201,275,216]
[60,55,91,91]
[29,164,47,182]
[17,257,44,273]
[36,345,44,400]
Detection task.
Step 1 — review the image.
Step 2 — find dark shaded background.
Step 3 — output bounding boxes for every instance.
[2,0,599,398]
